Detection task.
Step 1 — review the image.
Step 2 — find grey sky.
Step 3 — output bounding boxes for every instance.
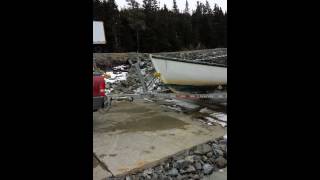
[115,0,227,12]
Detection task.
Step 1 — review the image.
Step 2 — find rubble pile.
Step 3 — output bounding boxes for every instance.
[97,48,227,94]
[103,55,165,94]
[107,136,227,180]
[192,108,227,128]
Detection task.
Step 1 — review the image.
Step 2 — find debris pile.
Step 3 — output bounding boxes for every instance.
[107,136,227,180]
[102,55,166,94]
[155,99,200,113]
[95,49,227,95]
[193,108,228,128]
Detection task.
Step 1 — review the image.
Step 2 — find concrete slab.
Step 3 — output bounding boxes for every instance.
[93,100,225,178]
[202,168,227,180]
[93,155,112,180]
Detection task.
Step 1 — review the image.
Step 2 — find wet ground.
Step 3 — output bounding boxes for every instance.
[93,100,225,179]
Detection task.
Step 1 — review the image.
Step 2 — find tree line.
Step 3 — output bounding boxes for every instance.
[93,0,227,53]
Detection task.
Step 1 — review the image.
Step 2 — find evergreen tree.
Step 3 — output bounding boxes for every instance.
[173,0,179,13]
[204,0,212,14]
[184,0,189,14]
[126,0,139,9]
[93,0,227,52]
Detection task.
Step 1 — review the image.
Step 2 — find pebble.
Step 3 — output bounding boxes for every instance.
[206,152,213,157]
[185,165,196,173]
[212,143,220,150]
[203,164,214,175]
[194,144,212,155]
[176,159,190,170]
[167,168,179,177]
[219,144,227,152]
[152,173,158,179]
[215,157,227,168]
[143,168,153,176]
[214,149,224,157]
[184,155,194,163]
[195,162,202,170]
[193,174,200,179]
[164,163,171,171]
[201,155,208,162]
[193,155,201,161]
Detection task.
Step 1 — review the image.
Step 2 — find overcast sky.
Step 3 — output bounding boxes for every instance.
[115,0,227,12]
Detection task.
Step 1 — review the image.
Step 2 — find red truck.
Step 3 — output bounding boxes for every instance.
[93,69,106,111]
[93,21,106,111]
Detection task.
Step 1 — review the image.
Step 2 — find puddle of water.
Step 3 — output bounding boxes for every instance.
[100,115,189,133]
[110,105,151,114]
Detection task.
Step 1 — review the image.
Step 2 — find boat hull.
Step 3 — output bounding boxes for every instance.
[151,55,227,86]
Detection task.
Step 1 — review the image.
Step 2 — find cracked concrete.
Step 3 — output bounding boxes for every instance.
[93,100,225,179]
[93,153,113,179]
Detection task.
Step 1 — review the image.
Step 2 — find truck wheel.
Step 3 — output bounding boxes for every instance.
[98,98,112,114]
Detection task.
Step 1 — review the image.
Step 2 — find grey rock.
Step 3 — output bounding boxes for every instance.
[202,155,208,162]
[199,172,204,179]
[172,162,178,168]
[216,136,224,141]
[184,155,194,163]
[185,165,196,173]
[194,144,212,155]
[214,149,224,157]
[163,176,171,180]
[189,150,194,155]
[215,157,227,168]
[154,165,163,172]
[206,152,213,158]
[131,175,140,180]
[125,176,131,180]
[212,143,220,150]
[219,144,227,152]
[173,152,187,161]
[203,164,214,175]
[151,173,158,180]
[210,140,218,144]
[195,162,202,170]
[167,168,179,177]
[177,175,188,180]
[193,155,201,161]
[179,169,186,174]
[176,159,191,170]
[159,174,169,180]
[193,174,200,180]
[164,163,171,171]
[143,168,153,176]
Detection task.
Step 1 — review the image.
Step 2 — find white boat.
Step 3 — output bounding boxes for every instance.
[150,55,227,87]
